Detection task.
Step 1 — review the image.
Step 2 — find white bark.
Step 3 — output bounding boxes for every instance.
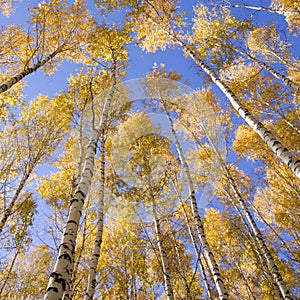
[228,4,299,16]
[178,41,300,180]
[197,120,293,299]
[158,28,300,178]
[168,219,192,300]
[44,68,116,300]
[163,105,229,300]
[0,46,63,94]
[232,46,300,92]
[85,142,106,300]
[154,216,175,300]
[226,173,293,299]
[180,203,213,299]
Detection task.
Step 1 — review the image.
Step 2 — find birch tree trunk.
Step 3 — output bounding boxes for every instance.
[0,45,64,94]
[227,4,299,16]
[167,218,192,300]
[223,187,285,300]
[154,216,175,300]
[162,104,229,300]
[231,46,300,92]
[44,67,116,300]
[172,36,300,179]
[225,170,293,299]
[0,237,23,296]
[0,170,32,234]
[195,121,293,299]
[85,140,106,300]
[180,202,213,300]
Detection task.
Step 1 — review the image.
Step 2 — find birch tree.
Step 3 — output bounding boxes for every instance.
[112,0,298,180]
[44,22,130,299]
[85,139,106,300]
[0,0,92,94]
[177,87,297,299]
[141,69,229,299]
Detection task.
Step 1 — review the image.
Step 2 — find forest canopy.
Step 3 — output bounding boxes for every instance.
[0,0,299,299]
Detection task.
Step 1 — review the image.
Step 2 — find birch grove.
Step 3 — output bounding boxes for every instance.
[0,0,299,299]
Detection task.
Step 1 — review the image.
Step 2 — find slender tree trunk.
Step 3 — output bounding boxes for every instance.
[225,173,293,299]
[154,216,175,300]
[162,103,228,300]
[63,203,89,300]
[62,115,88,300]
[226,4,299,16]
[85,140,106,300]
[180,202,213,300]
[0,167,34,234]
[255,96,300,136]
[130,252,137,300]
[266,50,300,71]
[0,239,23,296]
[168,218,192,300]
[194,120,293,299]
[77,113,84,183]
[44,66,116,300]
[0,46,64,94]
[223,187,285,300]
[232,46,300,92]
[172,36,300,179]
[249,201,299,263]
[235,262,257,300]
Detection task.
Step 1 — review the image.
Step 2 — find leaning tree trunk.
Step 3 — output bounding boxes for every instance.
[227,4,299,16]
[44,66,116,300]
[154,216,175,300]
[85,140,106,300]
[0,170,32,234]
[180,201,214,300]
[0,45,64,94]
[171,36,300,179]
[231,46,300,92]
[223,187,285,300]
[195,120,293,300]
[224,170,293,299]
[162,103,229,300]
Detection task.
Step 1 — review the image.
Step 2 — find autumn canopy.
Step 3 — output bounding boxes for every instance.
[0,0,299,299]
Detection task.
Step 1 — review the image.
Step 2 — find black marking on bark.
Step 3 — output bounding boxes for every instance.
[59,243,71,251]
[58,253,72,262]
[70,198,79,205]
[67,220,78,225]
[75,190,86,198]
[46,287,59,293]
[49,271,67,291]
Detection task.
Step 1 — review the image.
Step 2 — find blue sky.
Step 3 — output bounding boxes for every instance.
[2,0,298,187]
[2,0,298,202]
[1,0,299,248]
[3,0,298,99]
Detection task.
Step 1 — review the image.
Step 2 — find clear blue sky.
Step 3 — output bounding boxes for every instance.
[1,0,299,246]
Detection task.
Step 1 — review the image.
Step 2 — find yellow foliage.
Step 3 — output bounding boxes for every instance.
[130,0,183,52]
[87,23,131,64]
[191,5,250,63]
[271,0,300,34]
[0,0,21,17]
[247,24,290,59]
